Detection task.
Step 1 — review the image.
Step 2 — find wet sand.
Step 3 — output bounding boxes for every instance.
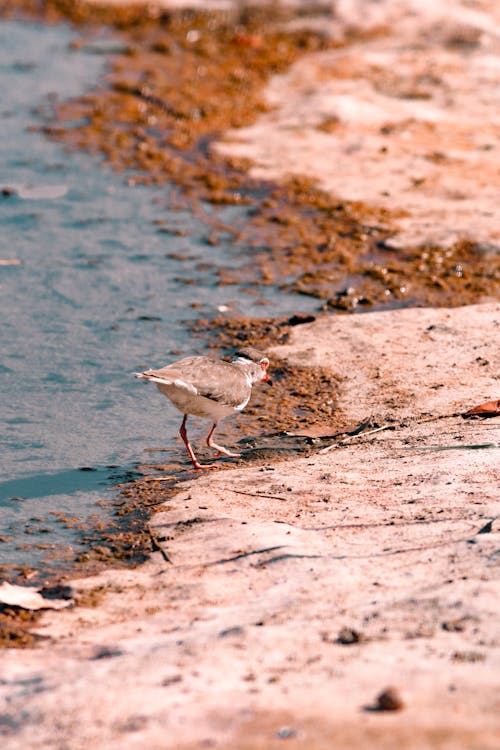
[2,300,499,749]
[1,2,499,749]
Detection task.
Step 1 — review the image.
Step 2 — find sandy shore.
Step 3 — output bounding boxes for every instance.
[1,2,499,748]
[2,300,499,749]
[215,0,500,249]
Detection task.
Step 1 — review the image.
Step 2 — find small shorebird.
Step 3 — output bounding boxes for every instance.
[134,347,271,469]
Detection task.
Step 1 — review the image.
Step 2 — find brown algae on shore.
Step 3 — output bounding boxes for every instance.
[0,1,498,645]
[0,604,42,649]
[3,0,498,310]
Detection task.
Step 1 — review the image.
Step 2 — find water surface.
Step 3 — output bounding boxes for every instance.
[0,20,317,574]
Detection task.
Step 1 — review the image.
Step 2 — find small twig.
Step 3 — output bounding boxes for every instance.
[287,418,374,442]
[407,442,499,452]
[204,545,284,567]
[139,475,176,482]
[149,529,171,564]
[317,412,464,454]
[227,488,290,502]
[319,424,392,453]
[254,553,322,567]
[303,515,484,533]
[256,531,481,566]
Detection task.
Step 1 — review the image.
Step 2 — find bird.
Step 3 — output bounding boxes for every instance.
[134,347,271,469]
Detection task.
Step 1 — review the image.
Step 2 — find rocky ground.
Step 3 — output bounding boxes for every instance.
[1,2,499,749]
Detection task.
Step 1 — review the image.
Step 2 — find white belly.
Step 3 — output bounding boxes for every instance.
[157,383,242,421]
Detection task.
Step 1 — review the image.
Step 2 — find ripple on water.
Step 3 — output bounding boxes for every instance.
[0,20,319,581]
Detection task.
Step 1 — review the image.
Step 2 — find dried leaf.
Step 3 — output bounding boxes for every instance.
[0,582,72,611]
[462,399,500,418]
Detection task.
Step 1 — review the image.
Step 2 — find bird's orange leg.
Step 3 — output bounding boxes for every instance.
[180,415,215,470]
[206,422,241,458]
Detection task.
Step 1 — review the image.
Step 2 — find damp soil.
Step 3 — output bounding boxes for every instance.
[1,1,498,646]
[0,311,343,648]
[0,494,151,647]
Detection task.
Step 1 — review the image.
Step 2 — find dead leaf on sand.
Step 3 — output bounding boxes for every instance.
[0,582,72,611]
[462,399,500,418]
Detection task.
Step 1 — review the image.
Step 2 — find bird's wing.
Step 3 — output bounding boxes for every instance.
[139,373,198,396]
[134,357,201,391]
[158,358,249,408]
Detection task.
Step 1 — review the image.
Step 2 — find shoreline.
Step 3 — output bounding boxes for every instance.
[2,301,499,749]
[1,2,499,748]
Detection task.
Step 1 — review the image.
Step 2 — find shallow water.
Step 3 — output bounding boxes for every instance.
[0,20,318,574]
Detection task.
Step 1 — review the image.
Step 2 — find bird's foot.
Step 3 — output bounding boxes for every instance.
[191,460,217,470]
[210,445,241,459]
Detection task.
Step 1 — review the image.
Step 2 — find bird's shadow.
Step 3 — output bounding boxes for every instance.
[135,432,317,484]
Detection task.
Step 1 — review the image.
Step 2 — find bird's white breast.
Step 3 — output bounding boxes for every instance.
[156,381,238,420]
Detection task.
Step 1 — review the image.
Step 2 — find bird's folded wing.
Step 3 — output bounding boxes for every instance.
[189,366,249,408]
[135,357,248,408]
[168,361,249,408]
[140,371,198,396]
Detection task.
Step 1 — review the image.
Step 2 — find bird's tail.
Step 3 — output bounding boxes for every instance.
[134,371,176,386]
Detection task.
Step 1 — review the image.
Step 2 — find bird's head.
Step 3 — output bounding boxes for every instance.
[233,347,272,385]
[259,356,271,383]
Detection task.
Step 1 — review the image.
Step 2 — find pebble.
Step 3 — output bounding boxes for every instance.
[375,686,405,711]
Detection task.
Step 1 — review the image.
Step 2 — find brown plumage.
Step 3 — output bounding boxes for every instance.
[135,348,271,469]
